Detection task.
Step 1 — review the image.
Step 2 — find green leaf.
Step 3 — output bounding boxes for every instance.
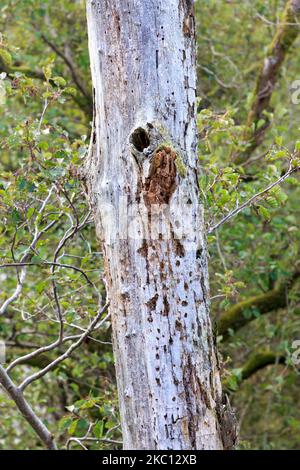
[93,420,104,439]
[58,417,73,432]
[35,281,47,294]
[64,87,77,96]
[26,207,35,219]
[258,206,271,220]
[43,64,53,81]
[11,208,21,224]
[68,419,78,436]
[53,76,66,87]
[0,49,12,67]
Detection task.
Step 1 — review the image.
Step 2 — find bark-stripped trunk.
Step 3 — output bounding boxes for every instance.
[86,0,235,450]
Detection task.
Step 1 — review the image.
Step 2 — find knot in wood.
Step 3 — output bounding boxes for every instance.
[143,147,177,206]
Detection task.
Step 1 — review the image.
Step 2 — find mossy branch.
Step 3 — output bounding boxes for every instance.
[223,351,286,392]
[218,271,300,339]
[239,351,286,381]
[236,0,300,164]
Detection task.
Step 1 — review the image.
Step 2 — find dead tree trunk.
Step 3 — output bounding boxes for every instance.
[86,0,234,450]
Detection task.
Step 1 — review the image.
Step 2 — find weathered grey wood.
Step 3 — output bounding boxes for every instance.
[86,0,232,450]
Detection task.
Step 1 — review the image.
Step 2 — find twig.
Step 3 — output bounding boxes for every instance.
[255,12,300,27]
[67,437,122,449]
[38,98,48,132]
[40,34,90,100]
[0,365,57,450]
[0,261,94,286]
[198,64,238,89]
[6,333,82,373]
[66,420,122,449]
[18,303,110,391]
[66,422,93,450]
[208,162,299,234]
[0,187,55,315]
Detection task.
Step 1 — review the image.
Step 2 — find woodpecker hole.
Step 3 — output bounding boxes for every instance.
[130,127,150,152]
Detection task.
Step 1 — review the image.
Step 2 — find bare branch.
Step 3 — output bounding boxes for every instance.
[0,187,56,315]
[0,261,94,286]
[6,333,82,373]
[18,303,110,391]
[208,162,299,234]
[66,421,122,449]
[67,436,122,449]
[0,365,57,450]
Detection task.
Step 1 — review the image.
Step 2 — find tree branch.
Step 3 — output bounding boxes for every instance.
[236,0,300,163]
[0,54,92,118]
[208,161,299,234]
[239,351,286,381]
[40,34,90,101]
[0,304,110,449]
[18,303,110,391]
[6,333,83,373]
[0,261,94,286]
[223,351,286,392]
[0,365,57,450]
[218,271,300,339]
[0,187,56,316]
